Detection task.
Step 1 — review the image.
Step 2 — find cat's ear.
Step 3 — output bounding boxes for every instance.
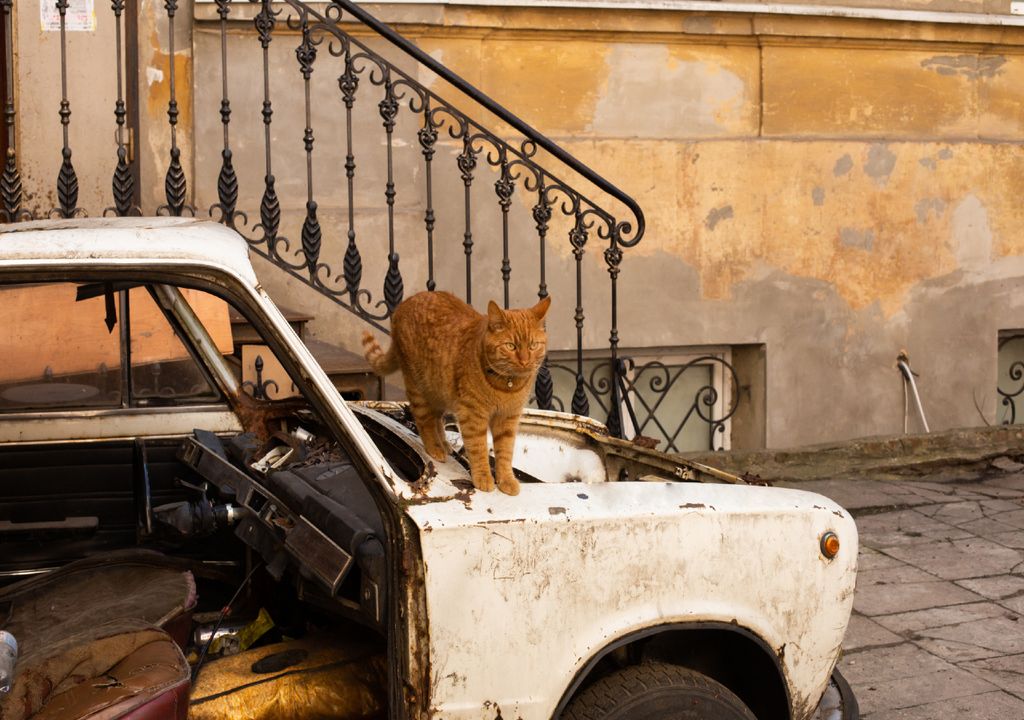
[530,295,551,322]
[487,300,506,329]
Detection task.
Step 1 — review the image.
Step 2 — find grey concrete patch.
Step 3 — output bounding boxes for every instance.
[834,153,853,176]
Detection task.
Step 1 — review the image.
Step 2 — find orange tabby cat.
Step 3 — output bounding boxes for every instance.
[362,290,551,496]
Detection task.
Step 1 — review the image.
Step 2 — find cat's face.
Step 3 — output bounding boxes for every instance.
[484,297,551,376]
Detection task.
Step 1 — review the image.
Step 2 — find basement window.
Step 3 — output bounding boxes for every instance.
[536,347,742,453]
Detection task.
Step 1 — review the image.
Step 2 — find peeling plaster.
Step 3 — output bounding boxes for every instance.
[705,205,734,231]
[812,187,825,206]
[839,227,875,251]
[915,198,946,225]
[833,154,854,177]
[864,144,897,185]
[921,54,1006,80]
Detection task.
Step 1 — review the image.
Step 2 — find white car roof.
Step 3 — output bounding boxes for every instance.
[0,217,258,285]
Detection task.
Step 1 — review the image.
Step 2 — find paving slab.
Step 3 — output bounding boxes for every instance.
[845,667,997,714]
[854,508,971,547]
[956,574,1024,600]
[872,601,1009,635]
[844,614,903,651]
[881,537,1023,580]
[853,578,985,616]
[838,643,957,686]
[961,653,1024,697]
[865,690,1024,719]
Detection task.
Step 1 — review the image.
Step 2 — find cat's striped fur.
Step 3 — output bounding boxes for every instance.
[363,290,550,496]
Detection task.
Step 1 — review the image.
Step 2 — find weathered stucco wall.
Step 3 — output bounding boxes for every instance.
[183,4,1024,447]
[14,1,1024,448]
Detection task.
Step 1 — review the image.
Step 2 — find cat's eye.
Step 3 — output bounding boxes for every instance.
[529,341,540,350]
[505,342,517,350]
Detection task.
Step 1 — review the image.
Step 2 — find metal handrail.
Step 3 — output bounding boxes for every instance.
[334,0,645,248]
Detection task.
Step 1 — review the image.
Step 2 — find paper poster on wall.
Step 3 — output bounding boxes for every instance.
[40,0,96,32]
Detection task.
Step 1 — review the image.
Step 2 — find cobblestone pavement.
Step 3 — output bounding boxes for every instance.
[785,460,1024,719]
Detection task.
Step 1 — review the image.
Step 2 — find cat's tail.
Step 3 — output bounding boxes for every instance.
[362,331,400,376]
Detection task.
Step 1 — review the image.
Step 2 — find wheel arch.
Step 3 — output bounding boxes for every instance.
[552,621,792,720]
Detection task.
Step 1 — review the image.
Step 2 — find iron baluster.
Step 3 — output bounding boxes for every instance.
[339,45,361,299]
[253,0,281,254]
[157,0,192,216]
[242,355,279,400]
[418,98,437,292]
[0,0,24,222]
[605,238,624,437]
[296,9,321,279]
[52,0,80,220]
[531,179,554,409]
[457,133,476,304]
[106,0,138,217]
[569,212,589,416]
[379,72,403,315]
[108,0,134,216]
[210,0,240,227]
[495,148,514,308]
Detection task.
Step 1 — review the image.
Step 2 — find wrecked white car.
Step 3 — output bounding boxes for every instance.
[0,217,857,720]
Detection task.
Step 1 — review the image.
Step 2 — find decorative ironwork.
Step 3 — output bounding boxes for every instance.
[5,0,663,440]
[0,0,25,222]
[418,99,438,292]
[998,334,1024,425]
[52,0,81,219]
[105,0,138,217]
[209,0,242,227]
[156,0,194,216]
[242,355,279,400]
[538,355,740,452]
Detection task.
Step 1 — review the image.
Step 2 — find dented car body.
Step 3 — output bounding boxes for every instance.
[0,218,857,720]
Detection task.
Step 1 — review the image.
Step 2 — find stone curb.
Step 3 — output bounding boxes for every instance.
[677,425,1024,483]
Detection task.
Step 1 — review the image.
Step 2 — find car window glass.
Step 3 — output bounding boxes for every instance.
[0,283,122,411]
[129,288,225,405]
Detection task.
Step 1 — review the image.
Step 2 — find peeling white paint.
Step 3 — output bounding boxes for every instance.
[146,66,165,86]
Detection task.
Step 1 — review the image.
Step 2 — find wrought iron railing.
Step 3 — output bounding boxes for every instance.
[0,0,742,449]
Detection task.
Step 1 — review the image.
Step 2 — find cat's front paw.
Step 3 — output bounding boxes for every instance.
[496,471,520,496]
[472,471,496,492]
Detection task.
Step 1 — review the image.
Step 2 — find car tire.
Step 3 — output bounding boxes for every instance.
[563,662,758,720]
